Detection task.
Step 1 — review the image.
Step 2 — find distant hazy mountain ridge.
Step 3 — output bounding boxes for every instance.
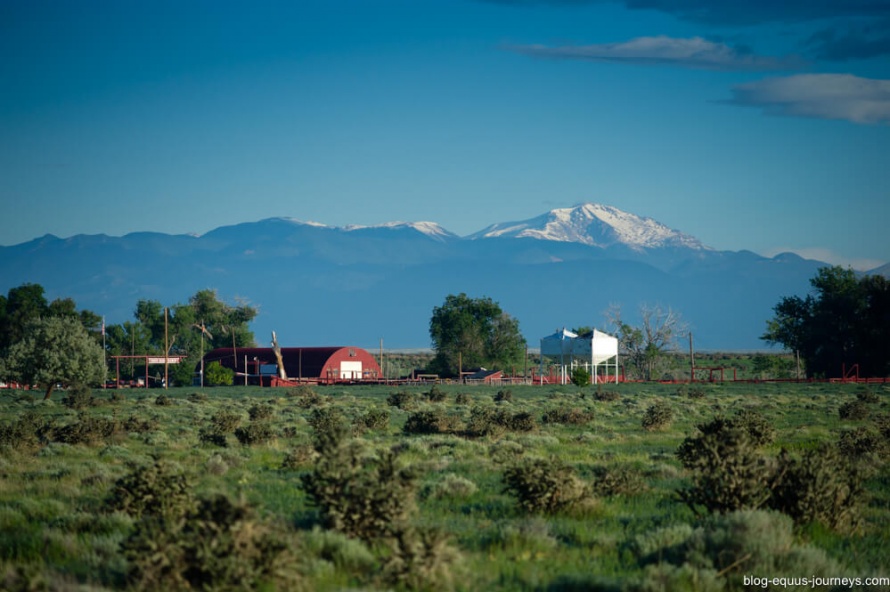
[0,202,856,350]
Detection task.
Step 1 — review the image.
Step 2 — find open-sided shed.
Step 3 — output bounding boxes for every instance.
[202,346,382,385]
[540,328,619,384]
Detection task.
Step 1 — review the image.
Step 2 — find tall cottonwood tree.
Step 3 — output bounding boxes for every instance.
[429,293,525,377]
[762,266,890,378]
[1,316,106,399]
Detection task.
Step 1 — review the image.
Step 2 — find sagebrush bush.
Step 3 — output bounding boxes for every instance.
[541,406,594,426]
[0,411,52,452]
[61,385,95,410]
[632,510,843,592]
[301,439,418,542]
[857,387,880,404]
[359,408,390,431]
[593,387,620,402]
[234,421,275,446]
[281,445,318,470]
[466,406,506,438]
[503,457,590,514]
[308,407,351,453]
[426,473,478,500]
[55,412,120,445]
[839,399,870,420]
[676,426,772,515]
[403,410,459,435]
[154,394,173,406]
[591,464,648,497]
[122,494,303,592]
[248,403,275,421]
[494,390,513,403]
[198,409,242,447]
[838,426,885,458]
[641,401,673,431]
[387,391,417,410]
[769,445,870,533]
[425,385,447,403]
[381,527,461,592]
[107,458,194,520]
[291,385,323,408]
[454,392,471,405]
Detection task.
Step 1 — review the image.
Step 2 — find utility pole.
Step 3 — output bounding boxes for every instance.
[164,308,169,390]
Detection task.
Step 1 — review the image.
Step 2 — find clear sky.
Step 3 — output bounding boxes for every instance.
[2,0,888,269]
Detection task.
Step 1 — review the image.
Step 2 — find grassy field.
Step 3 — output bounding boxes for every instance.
[0,381,887,591]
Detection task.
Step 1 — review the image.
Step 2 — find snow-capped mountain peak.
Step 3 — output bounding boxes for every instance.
[468,203,709,251]
[343,221,458,242]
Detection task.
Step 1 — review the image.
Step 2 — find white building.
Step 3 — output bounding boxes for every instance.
[540,328,619,384]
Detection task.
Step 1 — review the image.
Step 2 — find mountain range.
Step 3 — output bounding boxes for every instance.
[1,203,878,351]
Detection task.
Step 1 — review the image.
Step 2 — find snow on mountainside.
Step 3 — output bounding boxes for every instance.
[468,203,710,251]
[342,221,459,242]
[273,218,458,242]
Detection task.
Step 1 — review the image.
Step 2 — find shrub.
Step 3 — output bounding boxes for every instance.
[454,392,471,405]
[570,367,590,387]
[839,399,870,420]
[107,458,194,520]
[494,390,513,403]
[594,387,620,402]
[676,426,773,515]
[308,407,351,453]
[0,411,53,452]
[300,439,418,542]
[55,412,120,445]
[387,391,418,410]
[234,421,275,446]
[359,408,390,431]
[507,411,537,432]
[281,445,318,470]
[186,392,207,403]
[632,510,843,591]
[466,406,506,439]
[154,394,173,406]
[403,410,459,435]
[641,401,673,431]
[425,385,447,403]
[769,445,870,533]
[541,406,594,426]
[503,457,590,514]
[838,426,885,458]
[248,403,275,421]
[381,527,461,592]
[61,384,95,409]
[123,415,159,434]
[426,473,478,500]
[676,384,706,399]
[591,465,648,497]
[729,408,776,447]
[204,360,234,386]
[290,384,323,408]
[857,387,880,404]
[122,494,303,592]
[198,409,242,447]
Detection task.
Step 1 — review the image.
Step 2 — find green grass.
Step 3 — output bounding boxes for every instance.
[0,382,888,590]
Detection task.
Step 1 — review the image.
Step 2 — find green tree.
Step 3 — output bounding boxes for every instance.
[204,361,234,386]
[1,316,106,399]
[0,283,49,352]
[762,266,890,378]
[429,293,525,377]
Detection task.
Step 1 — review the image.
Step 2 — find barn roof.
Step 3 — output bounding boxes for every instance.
[202,347,375,379]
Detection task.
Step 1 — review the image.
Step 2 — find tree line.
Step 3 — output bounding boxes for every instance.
[0,284,257,395]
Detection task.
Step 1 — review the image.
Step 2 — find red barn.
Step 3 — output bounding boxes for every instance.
[202,347,382,385]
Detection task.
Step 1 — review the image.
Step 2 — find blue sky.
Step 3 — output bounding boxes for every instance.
[2,0,888,269]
